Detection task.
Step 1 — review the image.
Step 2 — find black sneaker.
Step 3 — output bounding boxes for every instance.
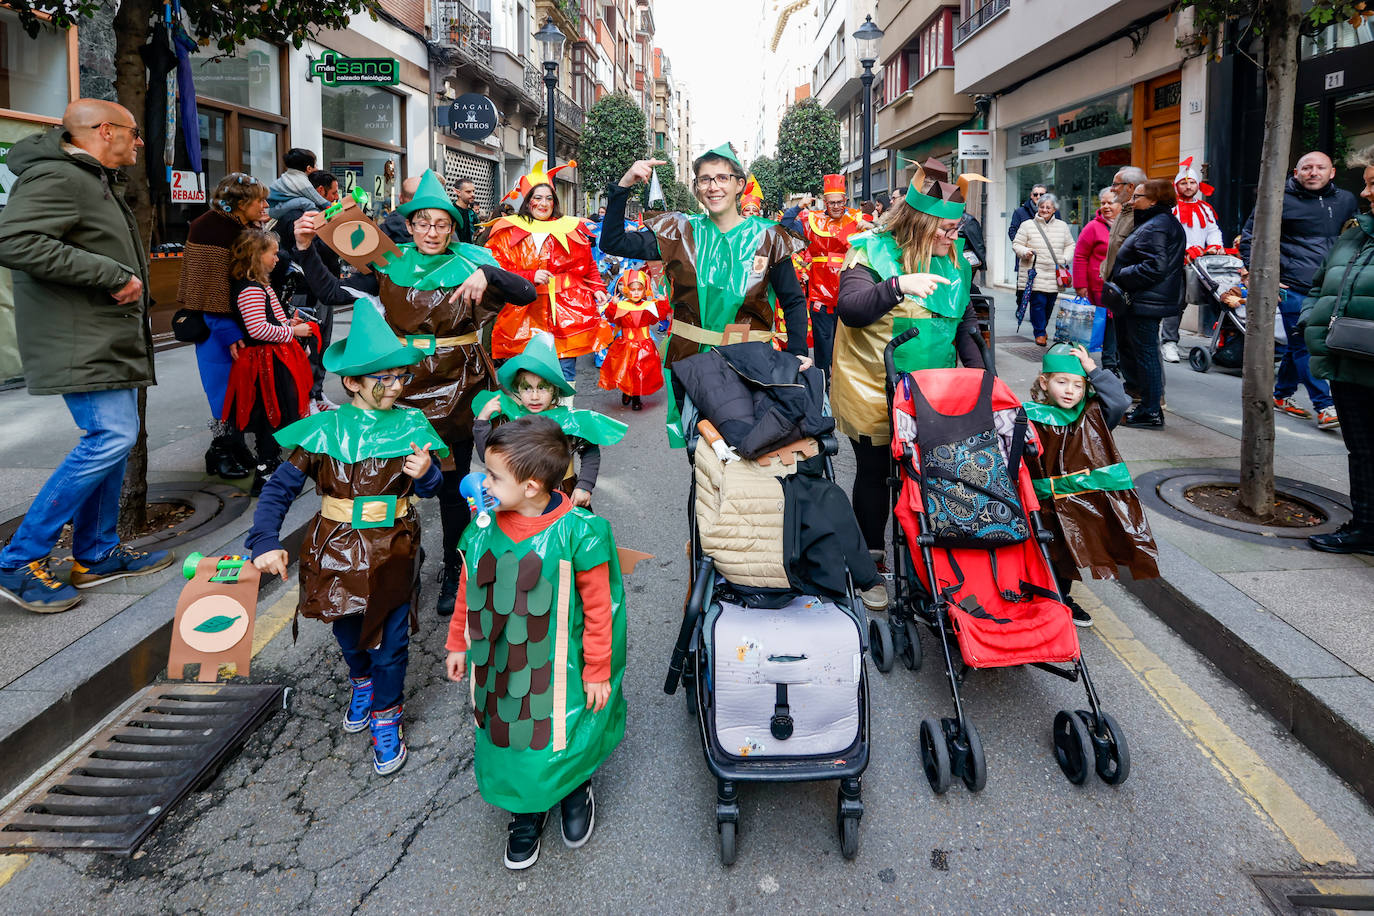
[560,780,595,848]
[1069,600,1093,628]
[504,811,548,870]
[1309,522,1374,555]
[436,565,459,617]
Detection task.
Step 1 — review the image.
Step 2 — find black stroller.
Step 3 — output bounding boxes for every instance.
[1186,252,1248,372]
[664,353,870,865]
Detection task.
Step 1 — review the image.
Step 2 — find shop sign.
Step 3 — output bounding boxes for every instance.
[958,130,992,160]
[439,93,499,141]
[1011,90,1131,155]
[170,170,205,204]
[309,51,398,87]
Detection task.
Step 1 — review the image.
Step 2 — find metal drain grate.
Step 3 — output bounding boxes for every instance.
[0,683,284,855]
[1004,344,1050,363]
[1252,873,1374,914]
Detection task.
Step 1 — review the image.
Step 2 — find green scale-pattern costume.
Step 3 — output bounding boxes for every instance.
[462,507,627,813]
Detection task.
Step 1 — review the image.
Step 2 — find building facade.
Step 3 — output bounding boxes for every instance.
[809,0,884,203]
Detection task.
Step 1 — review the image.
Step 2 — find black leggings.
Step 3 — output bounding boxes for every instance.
[850,436,891,552]
[437,439,476,571]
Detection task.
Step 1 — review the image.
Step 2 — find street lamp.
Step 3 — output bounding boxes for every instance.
[535,16,566,167]
[854,14,884,204]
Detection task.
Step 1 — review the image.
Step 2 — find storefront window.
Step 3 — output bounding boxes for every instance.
[322,86,402,146]
[323,138,400,210]
[191,39,282,116]
[0,11,70,118]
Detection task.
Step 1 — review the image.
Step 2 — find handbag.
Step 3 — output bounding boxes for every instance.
[1324,244,1374,360]
[1101,280,1131,315]
[170,308,210,344]
[1032,219,1072,290]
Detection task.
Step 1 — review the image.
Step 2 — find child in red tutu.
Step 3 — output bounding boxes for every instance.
[598,269,669,410]
[222,228,316,493]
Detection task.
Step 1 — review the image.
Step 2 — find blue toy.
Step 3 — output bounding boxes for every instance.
[459,472,499,528]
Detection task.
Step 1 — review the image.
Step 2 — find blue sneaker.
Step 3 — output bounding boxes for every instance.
[0,559,83,613]
[343,677,373,733]
[369,705,407,776]
[70,545,174,589]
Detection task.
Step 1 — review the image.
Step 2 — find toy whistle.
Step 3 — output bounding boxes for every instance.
[459,471,499,527]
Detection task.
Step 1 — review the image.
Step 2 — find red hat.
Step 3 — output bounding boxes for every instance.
[822,174,846,196]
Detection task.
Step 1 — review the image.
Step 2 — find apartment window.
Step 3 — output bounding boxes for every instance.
[0,9,72,118]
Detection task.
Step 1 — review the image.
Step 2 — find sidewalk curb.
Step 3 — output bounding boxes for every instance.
[1122,541,1374,808]
[0,496,315,799]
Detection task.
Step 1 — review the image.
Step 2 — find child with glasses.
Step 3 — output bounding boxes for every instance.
[473,332,626,509]
[246,302,448,777]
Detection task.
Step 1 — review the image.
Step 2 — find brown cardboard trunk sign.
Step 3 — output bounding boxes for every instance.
[309,193,402,274]
[167,552,262,682]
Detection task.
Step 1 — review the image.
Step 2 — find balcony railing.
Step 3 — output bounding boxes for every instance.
[524,60,544,100]
[435,0,492,67]
[954,0,1010,47]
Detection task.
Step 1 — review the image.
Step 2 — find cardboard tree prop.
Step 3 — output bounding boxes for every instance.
[311,187,403,274]
[168,553,262,682]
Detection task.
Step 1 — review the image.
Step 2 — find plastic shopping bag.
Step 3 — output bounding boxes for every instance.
[1052,295,1105,351]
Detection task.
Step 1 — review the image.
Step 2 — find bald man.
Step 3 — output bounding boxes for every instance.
[379,175,424,245]
[0,99,171,613]
[1240,150,1360,429]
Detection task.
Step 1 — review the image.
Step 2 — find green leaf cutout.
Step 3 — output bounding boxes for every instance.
[193,614,241,634]
[350,224,366,249]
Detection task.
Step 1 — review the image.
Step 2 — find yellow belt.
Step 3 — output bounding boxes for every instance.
[811,256,843,263]
[669,319,776,347]
[620,326,653,341]
[397,332,479,353]
[320,494,418,528]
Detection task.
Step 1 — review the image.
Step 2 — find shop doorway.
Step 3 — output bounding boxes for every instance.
[1134,71,1182,179]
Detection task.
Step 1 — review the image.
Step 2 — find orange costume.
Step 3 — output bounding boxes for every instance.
[795,173,869,314]
[486,160,612,360]
[598,270,670,397]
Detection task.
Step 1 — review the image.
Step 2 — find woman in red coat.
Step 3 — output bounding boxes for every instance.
[598,269,669,410]
[1073,187,1122,368]
[486,160,611,385]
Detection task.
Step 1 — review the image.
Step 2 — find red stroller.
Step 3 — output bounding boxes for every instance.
[871,329,1129,794]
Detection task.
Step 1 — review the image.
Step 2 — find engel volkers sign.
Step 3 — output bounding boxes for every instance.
[309,50,398,87]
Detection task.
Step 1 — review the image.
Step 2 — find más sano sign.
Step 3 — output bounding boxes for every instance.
[1012,91,1130,156]
[309,51,398,87]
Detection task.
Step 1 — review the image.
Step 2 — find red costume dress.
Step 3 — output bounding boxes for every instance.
[599,272,669,396]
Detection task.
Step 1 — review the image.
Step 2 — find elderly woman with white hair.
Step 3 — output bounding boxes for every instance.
[1012,190,1076,345]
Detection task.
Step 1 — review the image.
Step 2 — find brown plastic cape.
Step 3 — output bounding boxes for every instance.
[1025,400,1160,581]
[378,274,502,469]
[288,448,423,650]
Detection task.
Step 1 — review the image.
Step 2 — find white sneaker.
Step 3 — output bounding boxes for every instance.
[860,581,889,611]
[1161,341,1180,363]
[1317,406,1340,430]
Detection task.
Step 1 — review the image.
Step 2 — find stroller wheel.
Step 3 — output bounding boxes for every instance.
[1053,709,1094,785]
[1189,346,1211,373]
[869,618,895,674]
[955,719,988,792]
[919,717,952,794]
[718,820,737,866]
[899,618,923,671]
[838,814,860,860]
[1081,710,1131,786]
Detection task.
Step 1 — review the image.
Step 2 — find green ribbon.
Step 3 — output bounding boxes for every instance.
[1032,461,1135,500]
[1023,398,1087,427]
[376,242,499,291]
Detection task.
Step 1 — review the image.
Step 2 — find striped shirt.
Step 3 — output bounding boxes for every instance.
[235,284,293,344]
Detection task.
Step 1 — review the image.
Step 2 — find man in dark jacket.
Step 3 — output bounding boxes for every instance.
[379,175,421,245]
[1006,185,1047,243]
[0,100,172,613]
[1240,151,1359,430]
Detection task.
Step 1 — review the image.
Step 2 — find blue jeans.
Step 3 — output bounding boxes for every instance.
[558,356,577,384]
[1028,290,1058,337]
[0,388,140,567]
[1275,287,1332,410]
[333,603,412,712]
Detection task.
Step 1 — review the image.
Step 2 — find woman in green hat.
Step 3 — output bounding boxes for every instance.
[247,301,450,776]
[598,143,811,445]
[292,169,536,616]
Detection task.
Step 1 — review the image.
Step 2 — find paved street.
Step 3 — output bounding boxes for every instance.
[1,308,1372,913]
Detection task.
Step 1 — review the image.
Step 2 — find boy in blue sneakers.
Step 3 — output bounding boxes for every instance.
[247,302,447,775]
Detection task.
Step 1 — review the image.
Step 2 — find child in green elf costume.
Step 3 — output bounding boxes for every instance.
[1023,343,1159,628]
[444,414,627,870]
[473,331,626,508]
[247,302,448,776]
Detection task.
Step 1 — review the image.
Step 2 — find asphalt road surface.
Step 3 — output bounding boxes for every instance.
[1,358,1372,914]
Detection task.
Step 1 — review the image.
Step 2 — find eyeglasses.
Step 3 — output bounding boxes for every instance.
[694,174,740,189]
[936,225,961,238]
[515,381,557,394]
[1030,191,1044,198]
[1111,180,1131,187]
[1130,192,1150,200]
[92,122,142,140]
[364,372,414,387]
[411,220,453,234]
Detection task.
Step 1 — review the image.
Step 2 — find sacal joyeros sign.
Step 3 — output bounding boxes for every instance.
[309,50,398,87]
[438,93,499,141]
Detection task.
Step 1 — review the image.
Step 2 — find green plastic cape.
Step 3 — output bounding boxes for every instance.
[1031,461,1135,500]
[377,242,499,291]
[849,231,970,372]
[461,507,627,812]
[683,214,777,333]
[1023,398,1088,427]
[274,404,452,464]
[473,390,628,446]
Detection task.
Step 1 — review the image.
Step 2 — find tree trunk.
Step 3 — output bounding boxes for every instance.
[113,0,157,536]
[1237,0,1301,518]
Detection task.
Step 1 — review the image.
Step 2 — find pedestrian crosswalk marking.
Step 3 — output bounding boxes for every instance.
[1083,590,1357,866]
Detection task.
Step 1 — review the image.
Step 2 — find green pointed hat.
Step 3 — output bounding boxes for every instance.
[1041,343,1087,377]
[396,168,462,220]
[702,142,743,172]
[497,331,575,396]
[323,299,426,377]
